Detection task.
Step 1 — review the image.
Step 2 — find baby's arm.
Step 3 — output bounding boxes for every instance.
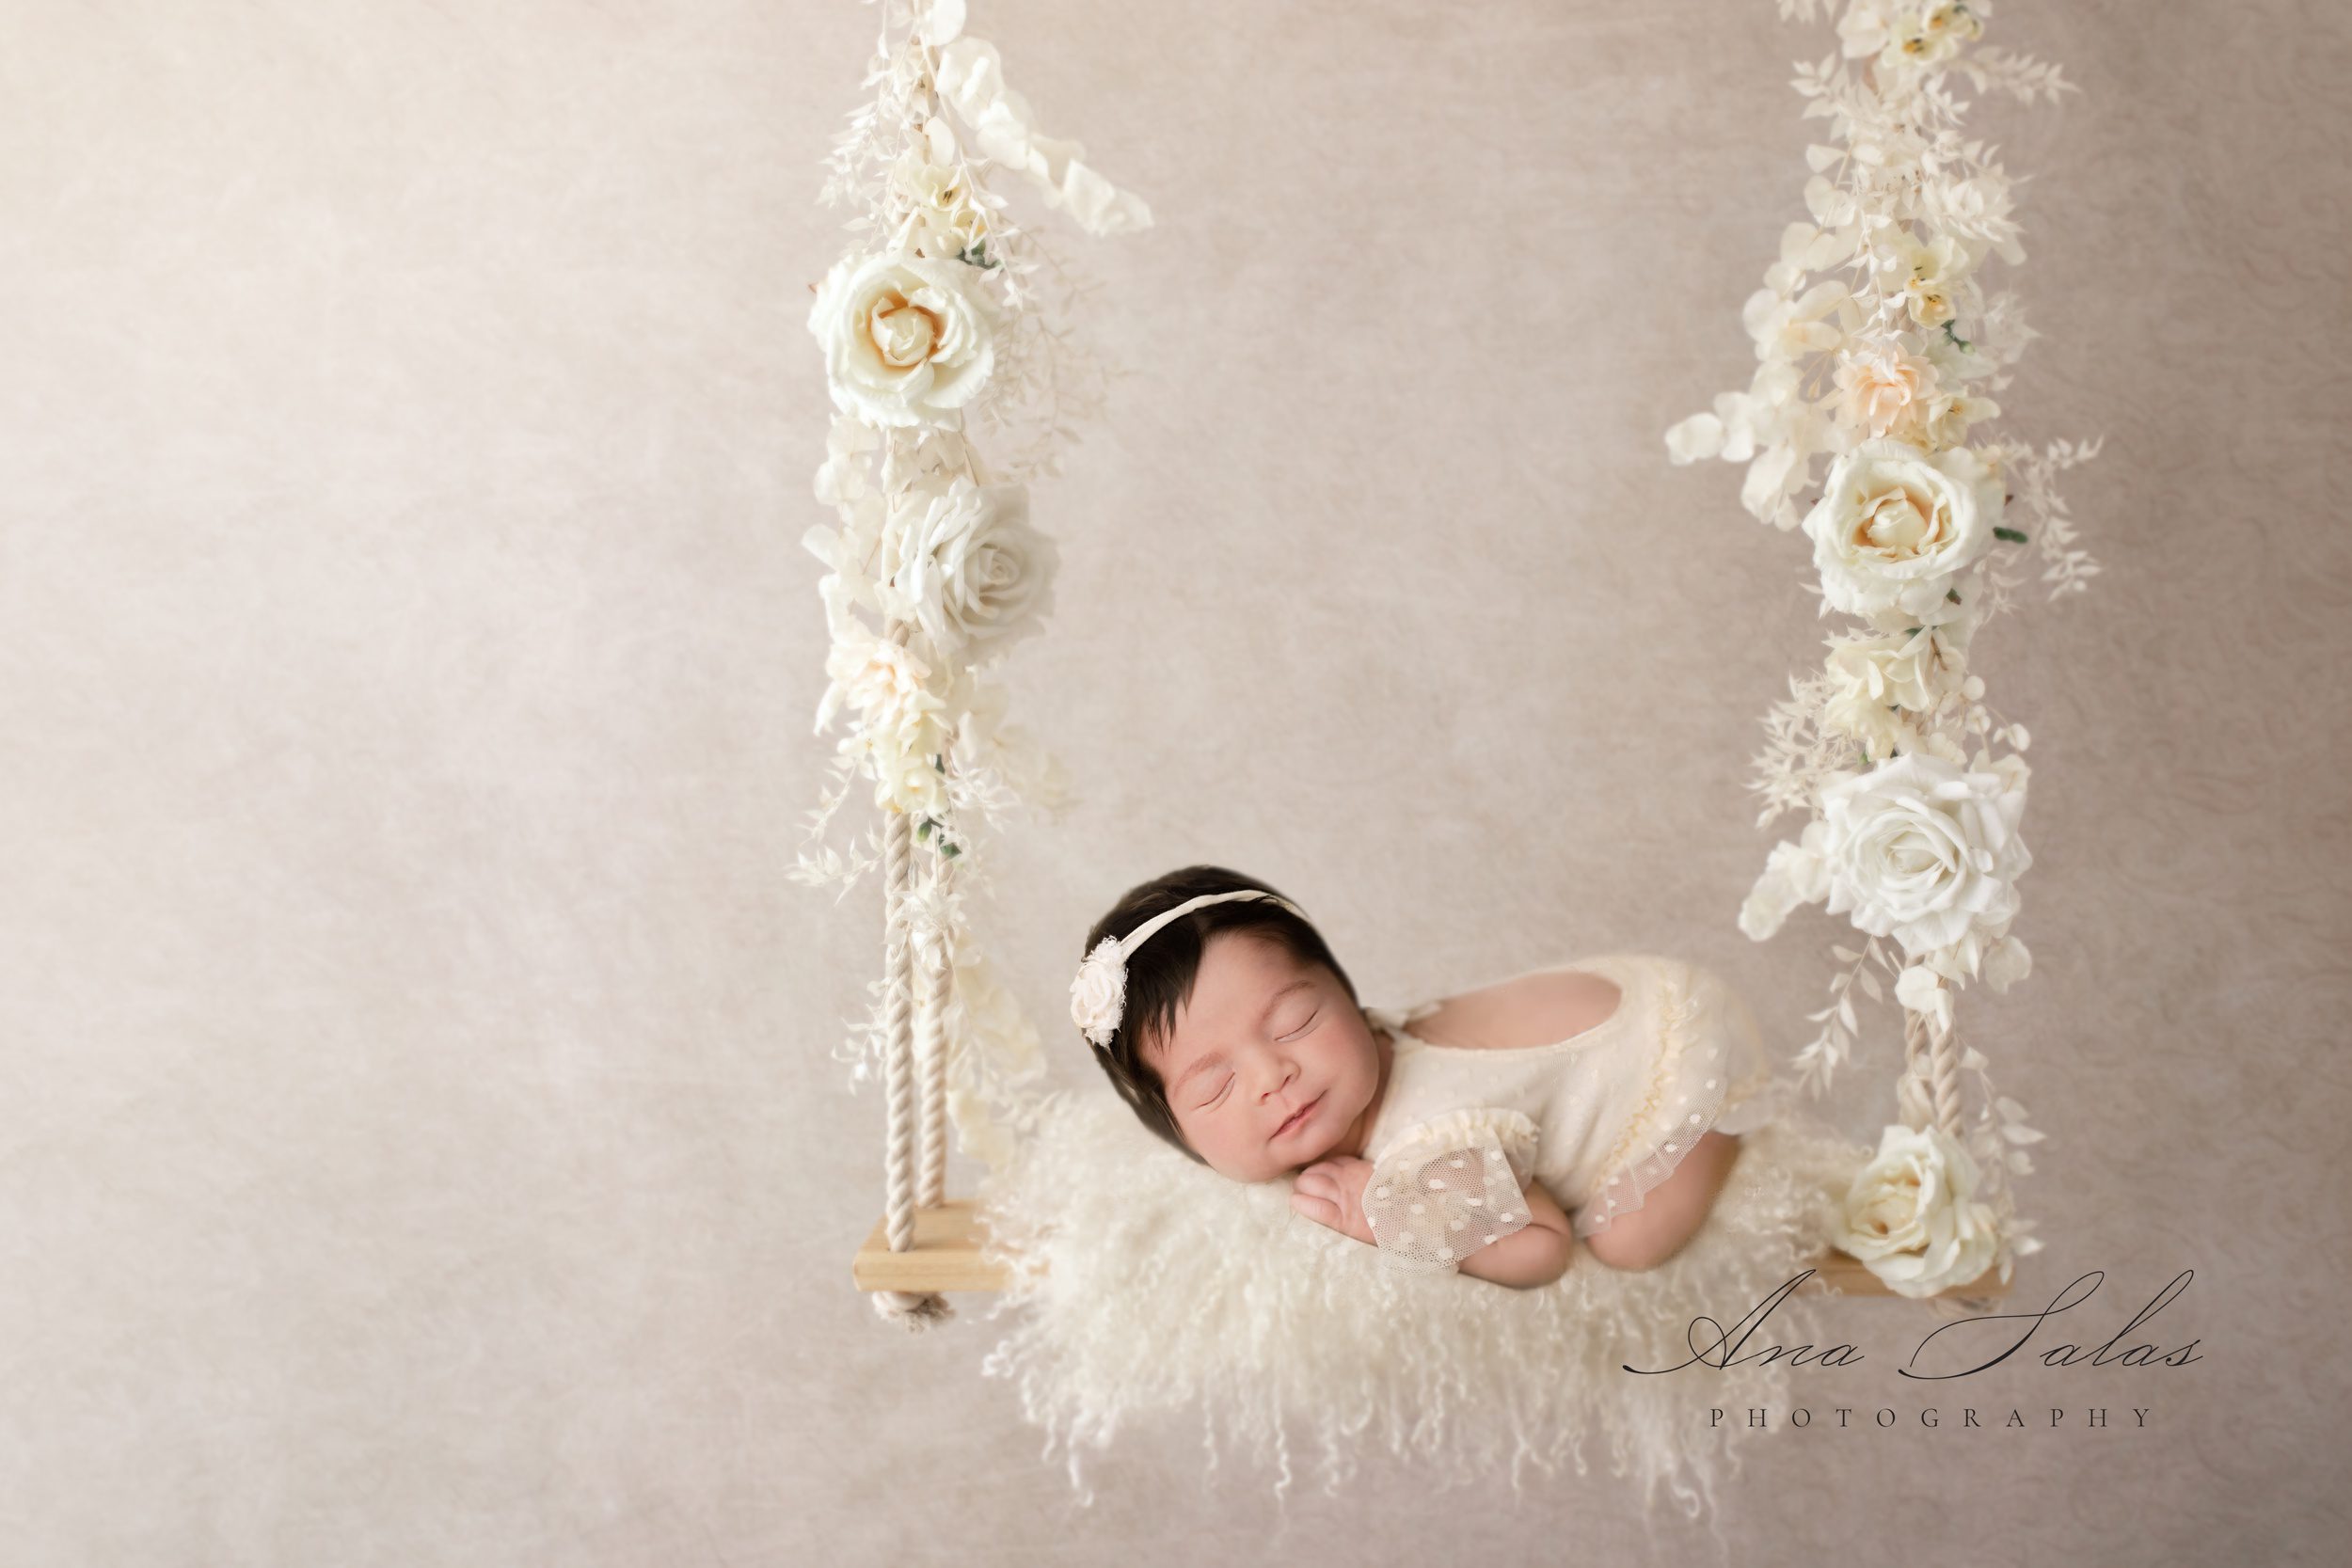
[1454,1174,1574,1291]
[1291,1157,1577,1291]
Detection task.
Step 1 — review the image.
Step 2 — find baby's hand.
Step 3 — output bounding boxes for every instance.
[1290,1156,1378,1247]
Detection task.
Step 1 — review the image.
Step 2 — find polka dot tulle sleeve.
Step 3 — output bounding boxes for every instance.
[1359,1107,1543,1276]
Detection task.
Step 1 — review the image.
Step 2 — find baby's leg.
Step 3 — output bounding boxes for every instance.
[1580,1132,1743,1272]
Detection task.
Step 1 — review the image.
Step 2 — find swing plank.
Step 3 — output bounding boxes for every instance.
[853,1199,2009,1297]
[852,1199,1020,1293]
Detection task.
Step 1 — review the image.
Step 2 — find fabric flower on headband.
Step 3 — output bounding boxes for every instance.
[1070,934,1129,1049]
[1069,889,1304,1050]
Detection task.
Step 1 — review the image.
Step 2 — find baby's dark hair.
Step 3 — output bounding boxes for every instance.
[1081,864,1359,1164]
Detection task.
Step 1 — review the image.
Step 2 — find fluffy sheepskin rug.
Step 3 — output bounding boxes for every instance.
[974,1088,1870,1525]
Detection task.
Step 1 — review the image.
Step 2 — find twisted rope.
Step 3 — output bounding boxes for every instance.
[918,847,955,1210]
[1926,1009,1963,1141]
[1900,1003,1964,1141]
[869,619,951,1327]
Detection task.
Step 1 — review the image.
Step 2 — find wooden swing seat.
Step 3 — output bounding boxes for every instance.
[852,1199,2009,1298]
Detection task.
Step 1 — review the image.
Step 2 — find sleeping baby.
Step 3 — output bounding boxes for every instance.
[1072,866,1782,1287]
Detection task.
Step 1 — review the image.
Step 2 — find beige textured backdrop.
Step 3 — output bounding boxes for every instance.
[5,1,2346,1563]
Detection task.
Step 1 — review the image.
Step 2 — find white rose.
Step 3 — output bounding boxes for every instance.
[1801,437,2002,625]
[1836,1122,2000,1298]
[885,476,1057,666]
[1816,751,2032,962]
[807,251,1001,429]
[1739,819,1835,941]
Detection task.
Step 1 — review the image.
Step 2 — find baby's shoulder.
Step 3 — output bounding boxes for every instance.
[1413,964,1628,1052]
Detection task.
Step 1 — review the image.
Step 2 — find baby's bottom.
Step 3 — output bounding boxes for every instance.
[1578,1132,1743,1272]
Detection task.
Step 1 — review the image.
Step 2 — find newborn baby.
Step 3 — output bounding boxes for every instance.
[1076,867,1776,1289]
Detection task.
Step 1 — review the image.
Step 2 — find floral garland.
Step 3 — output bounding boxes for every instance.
[1666,0,2101,1300]
[792,0,1151,1172]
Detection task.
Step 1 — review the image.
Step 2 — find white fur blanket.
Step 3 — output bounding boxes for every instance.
[974,1088,1869,1527]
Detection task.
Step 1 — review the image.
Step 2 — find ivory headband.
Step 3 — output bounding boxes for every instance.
[1069,889,1307,1049]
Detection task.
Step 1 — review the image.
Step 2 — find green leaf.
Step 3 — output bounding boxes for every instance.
[942,843,961,860]
[1993,525,2028,543]
[1947,589,1962,602]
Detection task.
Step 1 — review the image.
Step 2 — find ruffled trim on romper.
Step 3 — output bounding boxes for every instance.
[1572,959,1781,1241]
[1359,1105,1544,1276]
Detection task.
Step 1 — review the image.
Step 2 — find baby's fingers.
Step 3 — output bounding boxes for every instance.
[1288,1189,1340,1230]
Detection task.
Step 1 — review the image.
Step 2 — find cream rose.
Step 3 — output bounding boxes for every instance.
[1816,751,2031,962]
[1802,437,2001,624]
[885,476,1057,666]
[1836,1122,2000,1298]
[807,251,1001,429]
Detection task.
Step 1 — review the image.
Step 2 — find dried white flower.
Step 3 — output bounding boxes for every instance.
[813,626,953,818]
[1740,819,1835,942]
[1820,621,1970,753]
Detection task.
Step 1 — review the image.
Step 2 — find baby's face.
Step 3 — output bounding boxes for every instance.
[1144,930,1381,1183]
